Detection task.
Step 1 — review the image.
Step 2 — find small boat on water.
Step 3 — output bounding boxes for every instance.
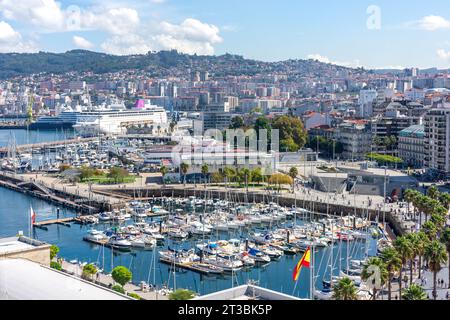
[83,229,109,243]
[247,248,271,263]
[108,235,132,250]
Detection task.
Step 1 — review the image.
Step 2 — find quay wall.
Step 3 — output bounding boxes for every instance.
[0,173,117,214]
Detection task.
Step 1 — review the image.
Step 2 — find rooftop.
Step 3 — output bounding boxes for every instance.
[0,259,130,300]
[193,285,303,301]
[0,236,49,256]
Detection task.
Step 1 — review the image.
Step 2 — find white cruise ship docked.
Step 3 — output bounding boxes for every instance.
[73,102,168,136]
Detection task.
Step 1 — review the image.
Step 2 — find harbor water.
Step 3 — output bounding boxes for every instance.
[0,129,74,147]
[0,185,378,299]
[0,129,378,298]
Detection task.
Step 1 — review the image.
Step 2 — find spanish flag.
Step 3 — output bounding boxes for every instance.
[292,247,311,281]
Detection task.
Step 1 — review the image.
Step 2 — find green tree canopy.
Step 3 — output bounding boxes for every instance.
[111,266,132,287]
[272,115,307,152]
[169,289,196,300]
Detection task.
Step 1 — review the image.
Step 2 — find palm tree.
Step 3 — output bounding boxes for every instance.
[180,162,189,187]
[394,236,414,299]
[422,221,438,241]
[380,247,402,300]
[239,168,251,193]
[201,164,209,189]
[288,167,299,193]
[424,240,448,300]
[403,284,428,300]
[427,186,440,200]
[223,167,235,189]
[439,193,450,212]
[415,231,429,279]
[404,189,418,221]
[160,165,168,186]
[332,277,358,300]
[361,257,388,300]
[440,228,450,289]
[406,233,420,286]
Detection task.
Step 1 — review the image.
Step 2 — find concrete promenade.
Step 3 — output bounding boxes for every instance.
[61,260,169,300]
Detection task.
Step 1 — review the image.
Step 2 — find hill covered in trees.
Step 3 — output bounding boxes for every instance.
[0,49,362,79]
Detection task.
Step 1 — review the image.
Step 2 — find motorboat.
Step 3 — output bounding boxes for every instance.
[83,229,109,242]
[108,236,132,250]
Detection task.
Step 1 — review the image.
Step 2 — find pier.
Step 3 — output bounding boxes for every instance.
[0,171,119,214]
[0,137,97,157]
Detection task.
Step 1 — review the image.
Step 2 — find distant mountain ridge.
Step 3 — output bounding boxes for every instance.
[0,49,360,79]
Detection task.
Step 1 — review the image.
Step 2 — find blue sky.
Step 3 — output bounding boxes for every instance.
[1,0,450,69]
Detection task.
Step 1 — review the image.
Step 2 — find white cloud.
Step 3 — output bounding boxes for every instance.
[72,35,94,49]
[101,18,223,56]
[0,1,223,56]
[101,34,152,55]
[0,21,38,52]
[408,15,450,31]
[80,8,140,35]
[437,49,450,60]
[307,53,361,68]
[0,0,65,31]
[160,19,222,44]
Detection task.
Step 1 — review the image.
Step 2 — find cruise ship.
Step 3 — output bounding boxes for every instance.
[73,102,168,137]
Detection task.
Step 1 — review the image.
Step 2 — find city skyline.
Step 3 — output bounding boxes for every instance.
[1,0,450,69]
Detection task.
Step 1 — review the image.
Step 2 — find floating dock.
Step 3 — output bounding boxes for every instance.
[159,257,223,275]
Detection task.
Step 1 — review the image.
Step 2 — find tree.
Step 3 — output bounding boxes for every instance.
[272,115,307,152]
[82,263,98,281]
[332,277,358,300]
[160,166,168,186]
[79,165,95,182]
[237,168,251,192]
[440,228,450,289]
[380,246,402,300]
[268,173,293,192]
[223,167,235,189]
[254,116,272,149]
[403,284,428,300]
[211,172,223,184]
[229,116,244,129]
[50,261,62,270]
[180,162,189,187]
[112,284,125,294]
[394,236,414,299]
[50,245,59,260]
[427,186,440,200]
[415,231,429,279]
[201,164,209,188]
[403,189,416,219]
[108,167,129,184]
[422,221,438,241]
[439,193,450,211]
[111,266,132,287]
[127,292,142,300]
[424,240,448,300]
[361,257,387,300]
[169,289,196,300]
[288,167,299,193]
[251,168,263,184]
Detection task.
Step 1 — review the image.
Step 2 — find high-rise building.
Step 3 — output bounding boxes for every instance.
[424,106,450,179]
